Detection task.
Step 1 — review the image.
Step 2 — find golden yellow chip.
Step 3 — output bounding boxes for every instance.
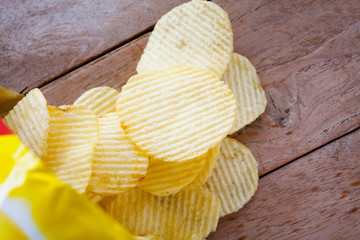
[138,152,207,196]
[4,88,49,158]
[223,53,267,134]
[84,191,104,204]
[73,86,119,117]
[106,187,219,240]
[205,137,258,217]
[183,142,221,190]
[137,0,233,78]
[44,105,98,193]
[117,65,236,162]
[87,112,149,195]
[134,235,164,240]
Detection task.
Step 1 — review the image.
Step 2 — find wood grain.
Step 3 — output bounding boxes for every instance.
[214,0,360,72]
[41,33,149,105]
[40,0,360,176]
[208,128,360,240]
[0,0,186,93]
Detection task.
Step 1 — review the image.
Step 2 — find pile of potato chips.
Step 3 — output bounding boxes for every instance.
[4,1,267,239]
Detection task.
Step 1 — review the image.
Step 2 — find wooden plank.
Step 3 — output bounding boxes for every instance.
[41,0,360,176]
[208,129,360,240]
[0,0,186,93]
[214,0,360,72]
[41,33,149,105]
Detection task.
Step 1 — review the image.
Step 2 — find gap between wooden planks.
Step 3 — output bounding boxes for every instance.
[40,0,360,177]
[0,0,187,93]
[208,127,360,240]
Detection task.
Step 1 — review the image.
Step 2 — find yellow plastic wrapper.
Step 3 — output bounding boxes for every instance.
[0,119,134,240]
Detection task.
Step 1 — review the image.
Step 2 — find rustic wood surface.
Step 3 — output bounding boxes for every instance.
[208,129,360,240]
[0,0,186,93]
[1,0,359,239]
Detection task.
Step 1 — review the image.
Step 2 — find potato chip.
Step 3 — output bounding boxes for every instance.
[84,191,104,204]
[138,152,207,196]
[87,112,149,195]
[44,105,98,193]
[4,88,49,158]
[74,86,119,117]
[223,53,267,134]
[117,65,236,162]
[135,235,164,240]
[183,142,221,190]
[136,0,233,78]
[106,187,219,240]
[205,137,258,217]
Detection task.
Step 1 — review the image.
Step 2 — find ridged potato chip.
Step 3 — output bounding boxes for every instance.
[205,137,258,217]
[223,53,267,134]
[117,65,236,162]
[4,88,49,158]
[106,187,219,240]
[87,112,149,195]
[183,142,221,190]
[84,191,104,204]
[74,86,119,117]
[138,152,208,196]
[137,0,233,78]
[44,105,98,193]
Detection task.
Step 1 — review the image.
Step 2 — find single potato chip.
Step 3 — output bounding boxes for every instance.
[44,105,98,193]
[223,53,267,134]
[87,112,149,195]
[106,187,219,240]
[138,152,208,196]
[137,0,233,78]
[4,88,49,158]
[183,142,221,190]
[84,191,104,204]
[117,65,236,162]
[73,86,119,117]
[205,137,258,217]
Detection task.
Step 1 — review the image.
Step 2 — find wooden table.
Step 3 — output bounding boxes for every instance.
[1,0,359,239]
